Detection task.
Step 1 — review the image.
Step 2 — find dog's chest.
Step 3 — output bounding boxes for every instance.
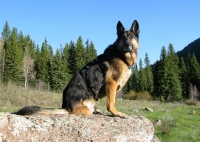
[117,68,132,91]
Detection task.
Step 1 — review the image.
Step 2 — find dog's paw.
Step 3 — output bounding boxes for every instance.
[93,109,104,115]
[113,112,127,119]
[118,112,127,118]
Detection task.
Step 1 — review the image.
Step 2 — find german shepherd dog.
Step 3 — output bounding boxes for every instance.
[15,20,140,118]
[62,20,140,118]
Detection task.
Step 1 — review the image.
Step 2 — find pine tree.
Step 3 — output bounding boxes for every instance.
[130,65,139,92]
[1,21,11,43]
[34,45,40,85]
[68,40,76,75]
[1,21,11,82]
[27,36,36,59]
[138,59,147,92]
[167,44,182,100]
[85,40,97,64]
[144,53,154,93]
[153,45,182,101]
[35,44,40,59]
[35,38,51,84]
[122,76,131,94]
[18,31,26,52]
[62,43,72,83]
[179,57,189,98]
[187,53,200,91]
[74,36,85,72]
[167,44,180,75]
[85,39,90,64]
[153,46,169,100]
[4,27,23,84]
[89,41,97,59]
[50,49,68,92]
[47,45,54,89]
[168,72,182,101]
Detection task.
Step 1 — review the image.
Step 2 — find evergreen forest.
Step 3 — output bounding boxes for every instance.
[1,21,200,102]
[0,21,97,92]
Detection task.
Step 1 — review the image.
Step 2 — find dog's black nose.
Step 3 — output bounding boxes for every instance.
[123,43,133,52]
[126,41,131,47]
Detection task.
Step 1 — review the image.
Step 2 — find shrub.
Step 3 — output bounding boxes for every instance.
[161,95,166,103]
[156,113,176,135]
[123,91,152,101]
[122,90,137,100]
[186,99,198,106]
[136,92,152,101]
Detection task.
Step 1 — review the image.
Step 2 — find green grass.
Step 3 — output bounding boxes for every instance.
[0,83,200,141]
[96,99,200,142]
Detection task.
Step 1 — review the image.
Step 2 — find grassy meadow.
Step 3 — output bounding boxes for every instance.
[0,82,62,112]
[0,83,200,142]
[97,99,200,142]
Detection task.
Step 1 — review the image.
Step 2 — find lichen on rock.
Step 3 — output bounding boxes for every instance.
[0,113,159,142]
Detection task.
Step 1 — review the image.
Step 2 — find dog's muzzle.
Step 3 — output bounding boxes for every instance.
[123,42,133,53]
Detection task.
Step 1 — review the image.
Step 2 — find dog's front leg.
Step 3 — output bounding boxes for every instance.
[106,83,127,118]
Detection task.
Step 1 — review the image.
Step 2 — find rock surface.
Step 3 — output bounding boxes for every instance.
[0,113,159,142]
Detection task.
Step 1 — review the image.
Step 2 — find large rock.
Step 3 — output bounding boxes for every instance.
[0,113,159,142]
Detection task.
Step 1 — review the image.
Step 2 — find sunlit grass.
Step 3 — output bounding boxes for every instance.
[97,98,200,142]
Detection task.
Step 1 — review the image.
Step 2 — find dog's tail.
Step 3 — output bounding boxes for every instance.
[13,106,69,115]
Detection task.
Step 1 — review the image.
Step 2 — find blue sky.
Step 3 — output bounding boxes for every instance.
[0,0,200,64]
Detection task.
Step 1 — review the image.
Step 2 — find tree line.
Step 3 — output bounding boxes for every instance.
[1,21,200,101]
[0,21,97,92]
[124,44,200,101]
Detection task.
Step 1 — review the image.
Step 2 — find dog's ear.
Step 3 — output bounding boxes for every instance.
[130,20,140,35]
[117,21,125,36]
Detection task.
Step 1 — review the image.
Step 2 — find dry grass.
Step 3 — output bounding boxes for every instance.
[123,90,153,101]
[0,82,62,112]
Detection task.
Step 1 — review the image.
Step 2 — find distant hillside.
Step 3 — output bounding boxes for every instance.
[177,38,200,63]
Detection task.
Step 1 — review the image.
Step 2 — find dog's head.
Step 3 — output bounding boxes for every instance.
[114,20,140,66]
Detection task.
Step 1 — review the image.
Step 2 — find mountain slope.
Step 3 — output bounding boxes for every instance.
[177,38,200,63]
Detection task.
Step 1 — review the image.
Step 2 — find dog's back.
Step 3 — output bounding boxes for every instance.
[62,54,110,114]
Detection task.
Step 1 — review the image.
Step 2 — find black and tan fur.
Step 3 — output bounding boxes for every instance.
[15,20,140,118]
[62,20,140,118]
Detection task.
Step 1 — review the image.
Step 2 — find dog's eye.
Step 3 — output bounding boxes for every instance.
[129,35,133,39]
